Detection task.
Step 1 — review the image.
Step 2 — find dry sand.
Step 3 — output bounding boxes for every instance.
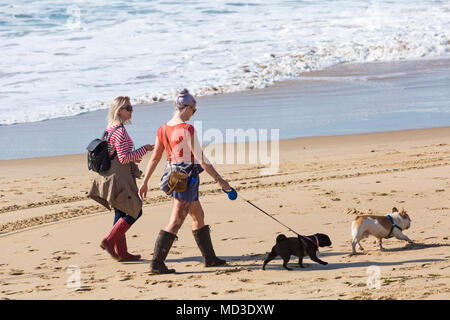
[0,127,449,300]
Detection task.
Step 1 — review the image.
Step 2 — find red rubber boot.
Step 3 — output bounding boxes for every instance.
[100,218,130,261]
[115,234,141,262]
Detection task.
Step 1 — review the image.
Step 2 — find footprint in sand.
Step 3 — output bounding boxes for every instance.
[34,284,53,292]
[9,269,24,276]
[75,286,92,292]
[39,274,60,280]
[51,250,79,262]
[52,255,71,262]
[119,275,135,281]
[225,288,244,294]
[116,270,136,281]
[2,290,25,296]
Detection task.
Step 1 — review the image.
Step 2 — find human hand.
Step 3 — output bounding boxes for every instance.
[217,177,231,191]
[139,183,148,200]
[144,144,155,152]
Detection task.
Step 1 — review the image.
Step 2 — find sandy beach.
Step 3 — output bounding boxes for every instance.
[1,0,449,304]
[0,126,449,300]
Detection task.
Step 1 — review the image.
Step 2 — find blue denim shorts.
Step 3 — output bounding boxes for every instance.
[160,163,203,202]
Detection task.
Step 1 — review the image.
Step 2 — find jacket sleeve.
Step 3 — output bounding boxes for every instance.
[112,127,147,164]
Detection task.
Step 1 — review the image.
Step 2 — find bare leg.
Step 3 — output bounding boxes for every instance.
[165,198,191,235]
[188,200,205,231]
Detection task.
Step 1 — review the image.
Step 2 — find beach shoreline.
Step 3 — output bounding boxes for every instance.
[1,57,450,160]
[1,125,449,164]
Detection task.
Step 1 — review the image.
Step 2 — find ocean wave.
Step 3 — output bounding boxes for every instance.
[0,0,449,125]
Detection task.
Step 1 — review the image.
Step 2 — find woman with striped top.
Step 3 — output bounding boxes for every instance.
[99,96,153,262]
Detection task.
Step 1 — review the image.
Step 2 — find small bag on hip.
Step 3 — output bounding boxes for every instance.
[167,170,189,195]
[164,125,189,195]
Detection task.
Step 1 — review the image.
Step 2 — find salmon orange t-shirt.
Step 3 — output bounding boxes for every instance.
[157,123,195,163]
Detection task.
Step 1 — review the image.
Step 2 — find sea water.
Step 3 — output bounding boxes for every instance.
[1,0,449,125]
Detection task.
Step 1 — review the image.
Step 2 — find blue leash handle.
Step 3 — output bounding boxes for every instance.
[222,187,238,200]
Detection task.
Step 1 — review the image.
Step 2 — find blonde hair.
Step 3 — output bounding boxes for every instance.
[108,96,131,127]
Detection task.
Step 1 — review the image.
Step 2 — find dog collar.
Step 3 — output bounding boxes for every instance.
[301,235,319,250]
[385,214,402,238]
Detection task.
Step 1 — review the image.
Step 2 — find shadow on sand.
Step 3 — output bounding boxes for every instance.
[120,242,449,273]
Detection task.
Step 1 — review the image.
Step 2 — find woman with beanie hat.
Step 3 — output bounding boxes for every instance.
[139,89,232,274]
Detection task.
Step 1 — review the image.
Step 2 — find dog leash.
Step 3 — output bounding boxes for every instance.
[239,195,320,250]
[239,195,301,237]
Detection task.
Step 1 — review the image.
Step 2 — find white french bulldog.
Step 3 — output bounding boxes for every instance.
[351,207,413,255]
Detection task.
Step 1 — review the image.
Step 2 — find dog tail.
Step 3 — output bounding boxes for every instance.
[276,234,287,243]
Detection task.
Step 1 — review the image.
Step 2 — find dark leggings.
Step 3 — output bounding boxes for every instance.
[113,208,142,226]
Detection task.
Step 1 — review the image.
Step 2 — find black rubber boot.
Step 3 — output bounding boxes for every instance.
[150,230,177,274]
[193,225,226,267]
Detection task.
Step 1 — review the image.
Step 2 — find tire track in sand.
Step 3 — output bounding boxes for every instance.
[1,154,447,214]
[0,160,448,235]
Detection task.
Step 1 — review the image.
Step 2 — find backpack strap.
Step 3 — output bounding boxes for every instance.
[104,124,124,160]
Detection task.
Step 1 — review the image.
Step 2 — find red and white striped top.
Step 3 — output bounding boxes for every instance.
[105,124,147,164]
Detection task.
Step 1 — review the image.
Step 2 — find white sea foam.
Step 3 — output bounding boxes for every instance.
[0,0,449,125]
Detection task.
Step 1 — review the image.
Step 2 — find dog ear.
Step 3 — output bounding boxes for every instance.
[400,208,407,217]
[392,207,398,213]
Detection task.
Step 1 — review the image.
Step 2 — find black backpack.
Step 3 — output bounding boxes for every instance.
[86,125,123,173]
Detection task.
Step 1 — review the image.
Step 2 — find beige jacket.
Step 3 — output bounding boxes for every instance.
[88,157,143,219]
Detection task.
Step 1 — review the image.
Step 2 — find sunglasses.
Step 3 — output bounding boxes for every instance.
[122,105,133,112]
